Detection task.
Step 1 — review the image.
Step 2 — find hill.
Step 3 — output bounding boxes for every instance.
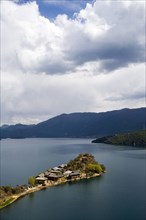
[92,130,146,147]
[0,107,145,139]
[66,153,106,173]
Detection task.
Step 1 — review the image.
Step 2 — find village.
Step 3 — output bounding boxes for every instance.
[35,164,82,185]
[0,154,106,209]
[34,153,107,186]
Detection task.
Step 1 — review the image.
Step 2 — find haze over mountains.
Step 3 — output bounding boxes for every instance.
[0,108,145,139]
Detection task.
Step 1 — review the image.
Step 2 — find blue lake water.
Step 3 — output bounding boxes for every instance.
[0,138,146,220]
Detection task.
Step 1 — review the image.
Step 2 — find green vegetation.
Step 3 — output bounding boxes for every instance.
[100,164,106,172]
[107,130,146,147]
[0,185,27,209]
[66,153,106,174]
[0,197,14,209]
[0,153,106,209]
[86,164,103,173]
[0,185,26,197]
[92,130,146,147]
[28,176,36,187]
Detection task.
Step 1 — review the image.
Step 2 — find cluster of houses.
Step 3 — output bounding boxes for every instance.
[35,164,80,185]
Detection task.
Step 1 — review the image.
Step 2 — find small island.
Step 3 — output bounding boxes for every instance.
[0,153,106,209]
[92,130,146,148]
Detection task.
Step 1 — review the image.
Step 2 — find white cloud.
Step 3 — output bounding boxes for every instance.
[1,0,145,124]
[1,63,145,124]
[2,0,144,74]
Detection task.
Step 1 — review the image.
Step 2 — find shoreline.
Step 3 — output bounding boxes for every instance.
[0,173,101,209]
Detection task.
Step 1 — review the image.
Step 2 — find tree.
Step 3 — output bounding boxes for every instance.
[100,164,106,172]
[86,163,103,174]
[28,176,35,187]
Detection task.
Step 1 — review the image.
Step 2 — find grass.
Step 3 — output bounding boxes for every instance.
[0,197,14,209]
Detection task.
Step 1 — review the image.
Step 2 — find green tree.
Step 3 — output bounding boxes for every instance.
[28,176,35,187]
[100,164,106,172]
[86,163,103,173]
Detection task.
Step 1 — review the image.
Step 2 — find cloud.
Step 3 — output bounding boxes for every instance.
[1,63,145,124]
[107,91,145,102]
[66,1,145,72]
[1,0,145,124]
[1,0,145,75]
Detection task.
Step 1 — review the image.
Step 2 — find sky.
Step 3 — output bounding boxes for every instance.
[1,0,145,125]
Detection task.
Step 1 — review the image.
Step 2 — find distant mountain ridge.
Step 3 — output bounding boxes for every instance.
[0,107,145,139]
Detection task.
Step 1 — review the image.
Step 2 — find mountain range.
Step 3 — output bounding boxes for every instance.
[0,107,145,139]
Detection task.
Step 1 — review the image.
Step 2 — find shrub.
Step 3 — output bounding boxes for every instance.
[28,176,36,187]
[86,163,103,174]
[100,164,106,172]
[4,186,12,193]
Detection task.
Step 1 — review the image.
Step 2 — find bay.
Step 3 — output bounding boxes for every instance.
[0,138,146,220]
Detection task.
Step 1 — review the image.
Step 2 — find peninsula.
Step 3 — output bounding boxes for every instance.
[0,153,106,209]
[92,130,146,148]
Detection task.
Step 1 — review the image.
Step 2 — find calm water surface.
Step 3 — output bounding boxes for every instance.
[0,138,146,220]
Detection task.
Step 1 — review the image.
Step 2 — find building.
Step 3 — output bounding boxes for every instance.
[35,177,48,184]
[59,164,67,169]
[63,170,72,176]
[47,174,64,181]
[67,171,80,180]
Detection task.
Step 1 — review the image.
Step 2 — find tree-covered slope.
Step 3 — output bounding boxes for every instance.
[92,130,146,147]
[66,153,106,173]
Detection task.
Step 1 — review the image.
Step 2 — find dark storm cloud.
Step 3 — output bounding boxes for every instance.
[98,42,144,71]
[63,1,145,72]
[68,39,144,72]
[2,1,145,75]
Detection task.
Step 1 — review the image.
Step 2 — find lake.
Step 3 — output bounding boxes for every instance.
[0,138,146,220]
